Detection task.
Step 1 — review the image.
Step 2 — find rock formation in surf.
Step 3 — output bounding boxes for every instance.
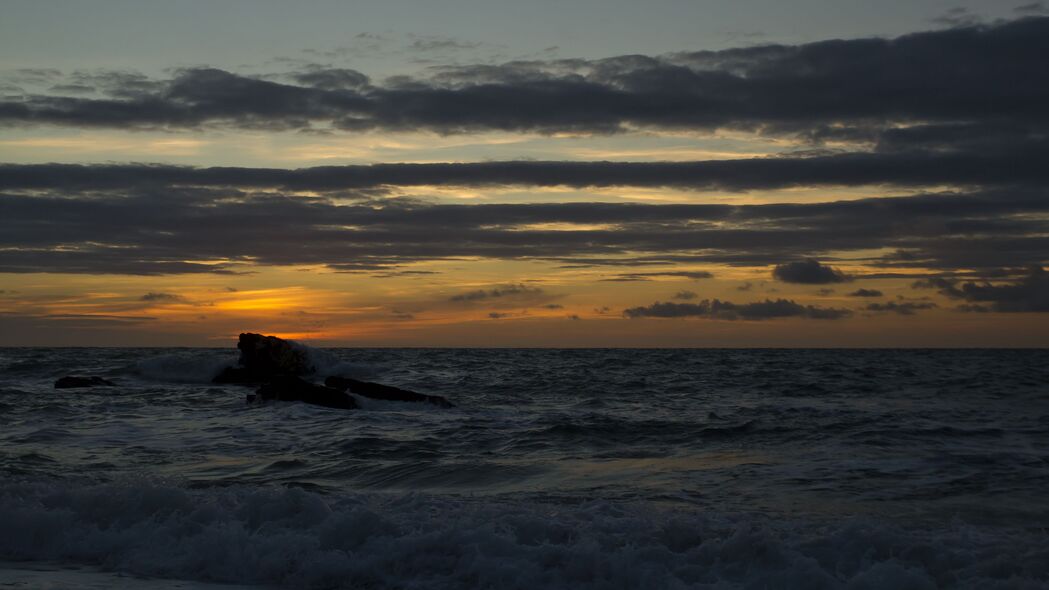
[54,376,116,389]
[213,332,314,384]
[251,376,357,409]
[325,376,454,408]
[216,332,454,410]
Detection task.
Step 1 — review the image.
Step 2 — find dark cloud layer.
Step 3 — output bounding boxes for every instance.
[1,187,1047,276]
[623,298,852,320]
[916,267,1049,312]
[3,143,1049,193]
[2,18,1047,137]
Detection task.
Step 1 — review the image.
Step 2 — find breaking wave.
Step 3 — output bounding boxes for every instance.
[134,342,381,384]
[2,478,1045,589]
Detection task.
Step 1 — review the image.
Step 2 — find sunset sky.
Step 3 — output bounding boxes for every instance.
[1,0,1047,346]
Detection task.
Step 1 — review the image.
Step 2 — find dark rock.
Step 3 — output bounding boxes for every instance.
[213,333,314,384]
[325,376,454,408]
[238,332,313,375]
[213,366,269,385]
[255,376,356,410]
[55,376,116,389]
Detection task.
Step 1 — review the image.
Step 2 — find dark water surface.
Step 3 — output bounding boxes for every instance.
[1,348,1047,588]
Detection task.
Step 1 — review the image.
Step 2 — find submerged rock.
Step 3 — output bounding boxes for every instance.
[325,376,454,408]
[55,376,116,389]
[254,376,356,410]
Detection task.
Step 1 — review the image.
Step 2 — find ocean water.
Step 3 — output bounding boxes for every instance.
[0,347,1047,589]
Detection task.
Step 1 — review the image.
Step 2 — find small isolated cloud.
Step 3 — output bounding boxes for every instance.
[848,288,884,297]
[773,260,851,284]
[408,36,482,52]
[623,298,851,320]
[816,288,835,296]
[140,292,184,302]
[541,304,564,309]
[488,312,511,319]
[932,7,982,27]
[923,266,1049,312]
[737,282,753,292]
[1015,2,1047,14]
[603,271,714,282]
[865,301,937,315]
[450,283,543,302]
[292,67,370,90]
[673,290,698,300]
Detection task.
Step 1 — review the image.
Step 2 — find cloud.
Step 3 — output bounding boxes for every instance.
[1015,2,1047,14]
[5,147,1048,194]
[1,186,1047,275]
[140,292,184,302]
[773,260,851,284]
[673,290,698,300]
[848,288,883,297]
[291,67,370,91]
[865,301,937,315]
[932,7,982,27]
[623,298,851,320]
[602,271,715,282]
[1,17,1047,139]
[408,36,483,52]
[450,284,544,302]
[926,266,1049,312]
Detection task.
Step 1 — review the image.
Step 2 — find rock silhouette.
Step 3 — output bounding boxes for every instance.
[253,376,357,410]
[325,376,454,408]
[212,332,313,384]
[55,376,116,389]
[214,333,454,409]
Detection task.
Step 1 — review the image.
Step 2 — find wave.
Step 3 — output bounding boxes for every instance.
[135,351,240,383]
[134,343,382,384]
[1,478,1045,589]
[299,344,383,380]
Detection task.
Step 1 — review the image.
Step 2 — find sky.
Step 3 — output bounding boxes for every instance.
[1,0,1048,346]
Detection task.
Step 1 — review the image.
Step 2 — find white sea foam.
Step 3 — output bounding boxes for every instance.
[297,343,382,379]
[135,351,240,383]
[133,344,380,384]
[0,479,1044,589]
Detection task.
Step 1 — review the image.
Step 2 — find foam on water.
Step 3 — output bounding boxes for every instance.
[135,351,240,383]
[132,344,382,385]
[2,478,1046,589]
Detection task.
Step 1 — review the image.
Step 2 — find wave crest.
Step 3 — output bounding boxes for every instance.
[1,479,1044,589]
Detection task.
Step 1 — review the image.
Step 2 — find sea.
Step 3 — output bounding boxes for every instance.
[0,347,1047,589]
